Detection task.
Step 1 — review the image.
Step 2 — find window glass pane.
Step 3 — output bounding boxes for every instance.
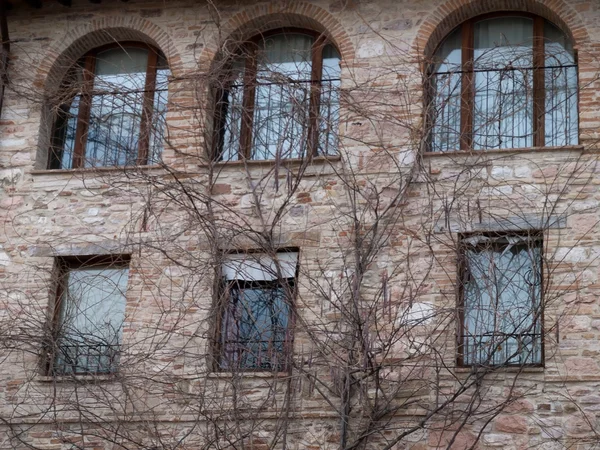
[49,62,84,170]
[473,17,534,149]
[432,27,462,152]
[434,27,463,73]
[221,285,290,371]
[51,97,80,169]
[56,266,129,374]
[319,44,341,155]
[220,252,296,371]
[463,238,542,366]
[86,47,149,167]
[252,33,314,160]
[222,252,299,280]
[544,22,578,146]
[148,55,170,164]
[218,58,246,161]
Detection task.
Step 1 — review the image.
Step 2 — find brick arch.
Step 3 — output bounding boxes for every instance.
[35,17,182,96]
[414,0,590,58]
[199,2,354,68]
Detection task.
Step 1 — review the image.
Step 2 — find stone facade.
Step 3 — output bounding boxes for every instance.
[1,0,600,449]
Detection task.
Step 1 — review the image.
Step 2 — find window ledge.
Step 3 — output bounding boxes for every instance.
[454,366,544,374]
[207,371,291,379]
[36,373,118,383]
[208,154,341,168]
[30,165,164,176]
[423,145,584,157]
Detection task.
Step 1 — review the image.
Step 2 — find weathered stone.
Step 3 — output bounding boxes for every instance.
[495,415,528,434]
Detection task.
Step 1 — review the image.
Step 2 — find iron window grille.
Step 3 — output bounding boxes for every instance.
[213,29,341,161]
[48,256,130,376]
[457,233,543,367]
[48,43,169,169]
[429,13,578,152]
[217,251,298,372]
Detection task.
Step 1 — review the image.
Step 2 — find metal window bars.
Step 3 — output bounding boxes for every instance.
[52,342,121,375]
[219,77,340,161]
[430,64,577,152]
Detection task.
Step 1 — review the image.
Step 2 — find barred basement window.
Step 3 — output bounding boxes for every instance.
[48,256,129,375]
[213,29,341,161]
[430,13,578,152]
[458,234,543,367]
[217,251,298,371]
[48,43,169,169]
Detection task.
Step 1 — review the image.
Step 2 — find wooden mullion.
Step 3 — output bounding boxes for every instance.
[137,49,158,165]
[72,54,95,169]
[456,241,467,367]
[533,16,545,147]
[308,37,324,158]
[239,44,257,160]
[213,85,230,161]
[460,21,474,151]
[213,274,228,371]
[47,258,68,375]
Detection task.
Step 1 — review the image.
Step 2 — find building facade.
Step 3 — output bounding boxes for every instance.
[1,0,600,448]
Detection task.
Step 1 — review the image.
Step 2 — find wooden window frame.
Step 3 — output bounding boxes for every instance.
[431,13,577,151]
[456,232,544,368]
[48,42,165,170]
[212,249,299,373]
[46,255,131,376]
[213,28,338,161]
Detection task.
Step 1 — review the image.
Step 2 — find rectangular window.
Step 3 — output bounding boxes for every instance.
[49,256,129,375]
[218,251,297,371]
[459,234,543,366]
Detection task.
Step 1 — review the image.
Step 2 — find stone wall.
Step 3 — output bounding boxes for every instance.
[1,0,600,448]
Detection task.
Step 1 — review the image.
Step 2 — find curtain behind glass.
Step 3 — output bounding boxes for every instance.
[218,58,246,161]
[86,47,149,167]
[148,54,170,164]
[432,27,462,152]
[56,266,129,374]
[473,17,534,149]
[319,44,341,155]
[544,22,578,146]
[463,240,542,366]
[49,63,84,169]
[252,33,314,160]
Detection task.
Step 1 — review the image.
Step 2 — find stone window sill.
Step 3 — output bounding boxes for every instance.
[208,154,341,168]
[423,145,584,157]
[36,373,118,383]
[30,165,164,176]
[207,371,291,379]
[454,366,544,374]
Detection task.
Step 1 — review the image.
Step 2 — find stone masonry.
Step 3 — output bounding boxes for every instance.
[2,0,600,448]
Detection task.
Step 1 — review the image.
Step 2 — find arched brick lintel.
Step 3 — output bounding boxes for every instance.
[199,2,355,69]
[35,17,181,96]
[414,0,590,59]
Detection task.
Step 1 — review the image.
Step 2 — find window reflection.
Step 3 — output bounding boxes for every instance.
[49,46,169,170]
[216,32,341,161]
[462,236,542,366]
[431,16,578,152]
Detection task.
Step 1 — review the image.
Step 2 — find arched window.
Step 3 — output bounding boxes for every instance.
[48,43,169,169]
[430,14,578,152]
[214,30,341,161]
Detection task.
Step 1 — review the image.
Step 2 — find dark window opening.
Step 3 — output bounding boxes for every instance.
[218,252,298,371]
